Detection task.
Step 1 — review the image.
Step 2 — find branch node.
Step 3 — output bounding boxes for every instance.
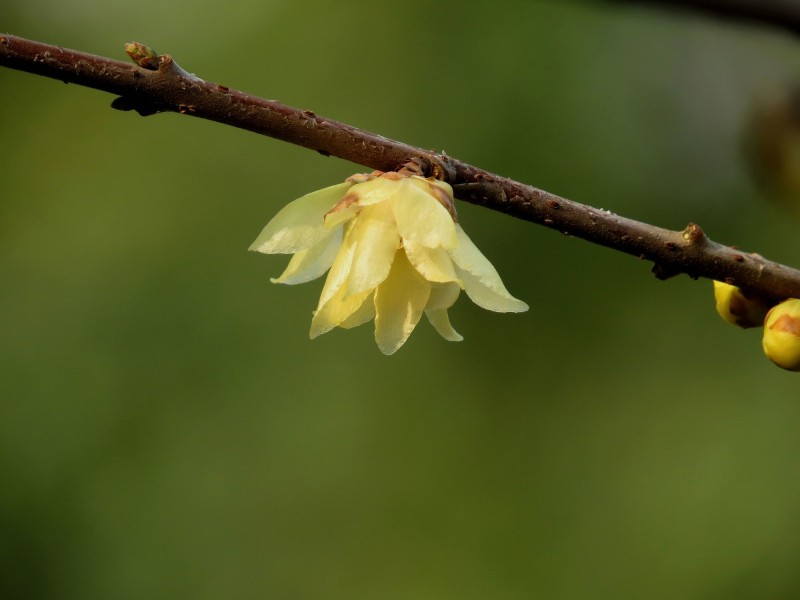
[156,54,197,81]
[434,152,458,182]
[682,222,707,245]
[400,153,456,182]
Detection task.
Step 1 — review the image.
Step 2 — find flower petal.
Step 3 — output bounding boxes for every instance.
[350,177,397,207]
[425,309,463,342]
[270,227,343,285]
[449,225,528,313]
[249,182,351,254]
[374,249,431,355]
[404,241,460,284]
[323,194,360,229]
[346,202,401,296]
[310,284,373,339]
[339,293,376,329]
[392,178,458,249]
[316,224,357,310]
[455,266,529,313]
[426,282,461,310]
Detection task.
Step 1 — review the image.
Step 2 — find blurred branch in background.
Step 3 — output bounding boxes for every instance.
[2,33,800,302]
[620,0,800,36]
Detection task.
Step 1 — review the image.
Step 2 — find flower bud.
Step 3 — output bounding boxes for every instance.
[762,299,800,371]
[712,280,770,329]
[124,42,159,70]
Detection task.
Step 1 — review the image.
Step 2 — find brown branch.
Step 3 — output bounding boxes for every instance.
[2,33,800,302]
[618,0,800,37]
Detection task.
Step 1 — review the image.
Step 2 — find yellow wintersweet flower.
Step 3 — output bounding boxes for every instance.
[250,171,528,354]
[712,280,769,329]
[762,299,800,371]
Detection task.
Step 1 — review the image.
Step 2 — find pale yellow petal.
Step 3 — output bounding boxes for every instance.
[316,225,357,310]
[374,250,431,355]
[455,266,528,313]
[250,182,351,254]
[391,178,458,249]
[339,293,376,329]
[426,282,461,310]
[323,202,359,229]
[310,284,373,339]
[404,241,459,284]
[346,203,401,296]
[350,177,397,206]
[271,228,343,285]
[427,178,455,197]
[425,309,463,342]
[449,225,528,313]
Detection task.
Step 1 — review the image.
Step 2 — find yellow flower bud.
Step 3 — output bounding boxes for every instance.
[762,299,800,371]
[712,280,770,329]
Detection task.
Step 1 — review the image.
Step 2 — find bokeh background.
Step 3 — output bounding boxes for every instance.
[3,1,800,598]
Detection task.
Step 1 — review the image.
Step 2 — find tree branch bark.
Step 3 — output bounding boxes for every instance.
[2,34,800,301]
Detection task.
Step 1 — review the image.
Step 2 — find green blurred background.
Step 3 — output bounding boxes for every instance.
[3,1,800,598]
